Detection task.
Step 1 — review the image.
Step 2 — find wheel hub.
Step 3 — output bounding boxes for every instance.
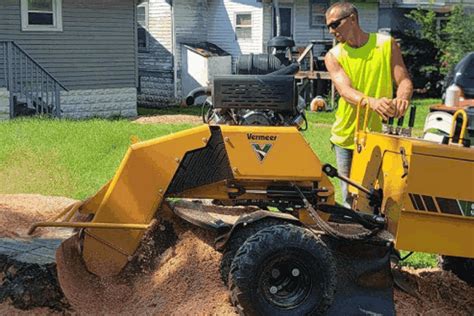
[260,255,312,309]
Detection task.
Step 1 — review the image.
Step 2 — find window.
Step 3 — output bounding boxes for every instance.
[436,14,449,31]
[137,2,149,51]
[310,0,329,28]
[21,0,63,31]
[236,13,252,40]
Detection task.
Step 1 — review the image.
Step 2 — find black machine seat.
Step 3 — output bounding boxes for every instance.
[212,75,297,113]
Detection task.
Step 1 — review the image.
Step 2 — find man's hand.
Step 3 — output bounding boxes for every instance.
[367,97,396,121]
[392,98,409,118]
[391,38,413,114]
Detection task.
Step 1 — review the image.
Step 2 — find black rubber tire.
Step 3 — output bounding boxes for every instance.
[220,218,290,285]
[439,255,474,286]
[229,225,337,316]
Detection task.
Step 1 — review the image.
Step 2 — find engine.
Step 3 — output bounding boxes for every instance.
[185,36,306,129]
[210,107,298,126]
[186,63,307,129]
[203,73,305,128]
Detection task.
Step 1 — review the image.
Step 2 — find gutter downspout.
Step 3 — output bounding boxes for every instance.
[274,0,281,37]
[171,1,178,100]
[134,0,139,92]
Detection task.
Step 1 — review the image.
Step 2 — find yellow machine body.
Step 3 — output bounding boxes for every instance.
[31,114,474,277]
[220,125,323,180]
[52,125,334,276]
[350,131,474,258]
[80,125,212,276]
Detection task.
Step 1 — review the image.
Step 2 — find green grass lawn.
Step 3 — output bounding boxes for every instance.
[0,118,195,199]
[0,98,441,268]
[399,251,438,269]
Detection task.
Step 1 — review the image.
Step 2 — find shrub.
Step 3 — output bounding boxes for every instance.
[400,4,474,97]
[392,30,443,97]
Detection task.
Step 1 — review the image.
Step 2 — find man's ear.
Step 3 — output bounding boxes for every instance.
[348,14,354,25]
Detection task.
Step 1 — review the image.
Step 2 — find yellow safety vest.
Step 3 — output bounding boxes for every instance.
[330,33,393,149]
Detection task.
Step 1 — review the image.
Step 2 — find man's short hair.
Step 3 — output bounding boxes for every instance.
[327,1,359,22]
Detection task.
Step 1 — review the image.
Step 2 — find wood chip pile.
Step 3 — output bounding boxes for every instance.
[0,194,473,315]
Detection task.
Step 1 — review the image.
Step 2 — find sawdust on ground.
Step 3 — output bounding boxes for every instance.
[0,194,76,238]
[0,194,473,315]
[133,114,202,125]
[394,267,474,315]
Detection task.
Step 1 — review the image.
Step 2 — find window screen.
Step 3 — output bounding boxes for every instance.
[310,0,329,28]
[137,2,148,50]
[236,13,252,39]
[28,0,54,25]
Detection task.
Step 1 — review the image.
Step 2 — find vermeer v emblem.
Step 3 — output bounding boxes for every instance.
[251,143,272,162]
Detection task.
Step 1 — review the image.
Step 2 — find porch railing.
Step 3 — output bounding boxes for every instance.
[0,41,68,118]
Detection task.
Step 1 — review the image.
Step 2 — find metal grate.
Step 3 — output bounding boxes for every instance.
[212,75,296,112]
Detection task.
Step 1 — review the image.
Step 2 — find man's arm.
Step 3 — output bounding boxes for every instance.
[391,38,413,118]
[324,51,395,120]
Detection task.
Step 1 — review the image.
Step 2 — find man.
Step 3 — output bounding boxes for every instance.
[324,2,413,207]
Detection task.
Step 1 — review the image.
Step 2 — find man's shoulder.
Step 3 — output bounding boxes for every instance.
[374,32,392,46]
[328,44,343,59]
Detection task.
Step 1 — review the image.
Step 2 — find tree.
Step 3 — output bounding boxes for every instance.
[392,29,442,97]
[407,4,474,75]
[439,5,474,73]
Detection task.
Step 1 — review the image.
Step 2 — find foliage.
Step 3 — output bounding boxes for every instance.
[392,30,443,97]
[406,8,438,44]
[399,251,438,269]
[402,4,474,96]
[439,5,474,73]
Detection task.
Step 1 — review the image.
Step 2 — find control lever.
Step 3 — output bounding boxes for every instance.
[322,164,383,214]
[382,104,416,137]
[401,104,417,137]
[395,116,404,135]
[383,117,394,134]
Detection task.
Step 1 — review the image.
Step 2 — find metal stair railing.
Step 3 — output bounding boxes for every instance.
[0,41,68,118]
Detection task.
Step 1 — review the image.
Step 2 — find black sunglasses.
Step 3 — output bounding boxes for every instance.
[326,14,352,30]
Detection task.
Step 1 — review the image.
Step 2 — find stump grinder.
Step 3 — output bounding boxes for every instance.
[29,64,474,315]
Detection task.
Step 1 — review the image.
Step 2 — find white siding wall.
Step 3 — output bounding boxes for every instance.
[173,0,208,98]
[396,0,473,5]
[138,0,175,106]
[294,0,327,46]
[141,0,380,104]
[140,0,209,104]
[207,0,264,60]
[262,4,272,52]
[357,2,379,33]
[263,0,379,49]
[146,0,173,66]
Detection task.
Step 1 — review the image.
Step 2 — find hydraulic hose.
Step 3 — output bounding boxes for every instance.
[292,183,380,241]
[267,62,300,76]
[185,86,212,106]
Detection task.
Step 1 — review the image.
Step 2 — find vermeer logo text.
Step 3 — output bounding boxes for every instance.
[247,133,277,141]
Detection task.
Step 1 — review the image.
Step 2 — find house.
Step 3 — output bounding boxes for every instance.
[0,0,140,119]
[137,0,381,107]
[138,0,473,107]
[379,0,474,32]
